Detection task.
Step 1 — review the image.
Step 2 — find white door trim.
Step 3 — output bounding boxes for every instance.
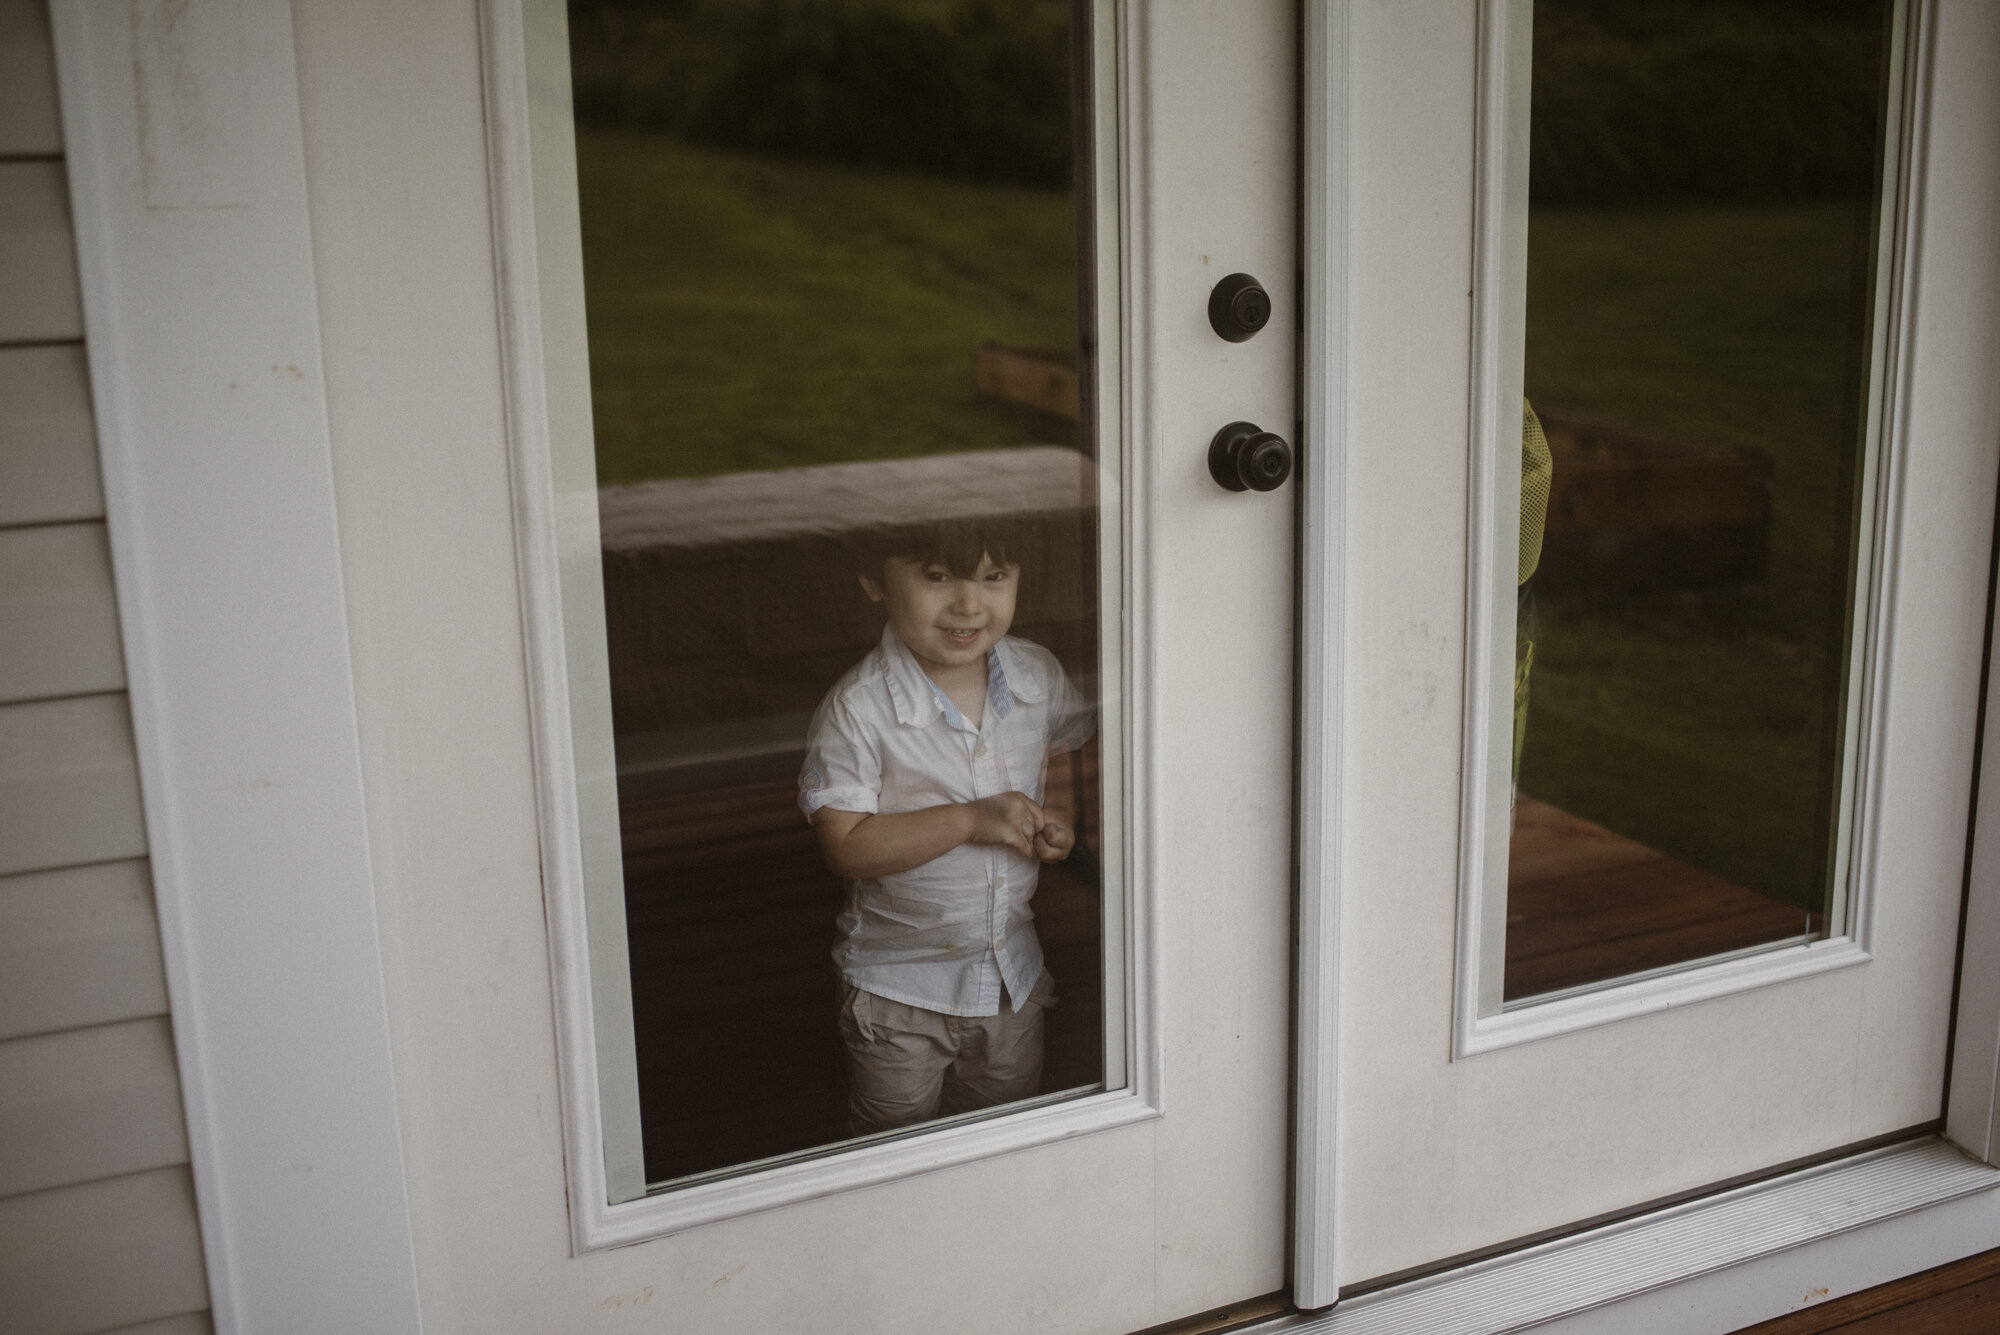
[482,0,1170,1250]
[1950,624,2000,1165]
[1449,0,1928,1056]
[47,1,423,1332]
[1943,0,2000,1162]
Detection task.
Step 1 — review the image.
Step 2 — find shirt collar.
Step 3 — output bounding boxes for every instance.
[879,625,1044,730]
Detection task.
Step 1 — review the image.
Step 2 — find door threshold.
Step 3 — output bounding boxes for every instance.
[1251,1138,2000,1335]
[1131,1295,1292,1335]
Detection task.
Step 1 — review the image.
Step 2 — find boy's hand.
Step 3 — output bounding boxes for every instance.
[1033,811,1075,863]
[964,792,1045,859]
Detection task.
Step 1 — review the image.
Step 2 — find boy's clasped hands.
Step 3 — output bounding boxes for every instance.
[814,789,1074,880]
[965,790,1074,863]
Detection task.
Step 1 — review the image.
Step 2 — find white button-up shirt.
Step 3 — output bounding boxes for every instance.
[800,626,1094,1016]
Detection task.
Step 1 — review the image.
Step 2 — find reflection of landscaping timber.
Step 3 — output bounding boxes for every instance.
[1536,406,1772,591]
[597,446,1098,796]
[623,749,1105,1185]
[1505,796,1811,1002]
[974,344,1079,422]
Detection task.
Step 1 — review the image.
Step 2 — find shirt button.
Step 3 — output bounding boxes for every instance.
[996,874,1007,889]
[974,741,988,758]
[995,936,1006,948]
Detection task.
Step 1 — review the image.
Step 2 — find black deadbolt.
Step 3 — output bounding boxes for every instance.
[1208,272,1272,342]
[1209,421,1294,493]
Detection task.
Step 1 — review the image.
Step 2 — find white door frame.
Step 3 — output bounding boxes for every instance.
[49,0,2000,1330]
[48,2,423,1332]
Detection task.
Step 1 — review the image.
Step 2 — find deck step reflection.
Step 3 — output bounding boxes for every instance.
[1505,797,1811,1003]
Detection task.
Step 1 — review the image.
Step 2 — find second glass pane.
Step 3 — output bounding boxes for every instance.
[1505,0,1901,1003]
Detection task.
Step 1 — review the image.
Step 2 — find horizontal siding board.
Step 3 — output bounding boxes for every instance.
[0,1166,209,1335]
[0,1016,188,1198]
[0,522,126,703]
[0,159,82,342]
[0,694,148,877]
[0,0,60,157]
[0,860,167,1041]
[0,347,102,527]
[0,344,103,527]
[101,1315,213,1335]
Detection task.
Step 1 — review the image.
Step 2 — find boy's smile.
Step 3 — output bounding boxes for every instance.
[862,554,1020,684]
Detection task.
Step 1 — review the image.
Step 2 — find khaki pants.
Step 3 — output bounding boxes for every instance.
[837,971,1057,1134]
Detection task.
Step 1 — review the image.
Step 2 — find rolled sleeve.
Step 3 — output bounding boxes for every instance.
[1046,667,1097,754]
[801,690,882,819]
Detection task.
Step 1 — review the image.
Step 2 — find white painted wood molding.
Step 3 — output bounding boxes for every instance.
[47,1,422,1329]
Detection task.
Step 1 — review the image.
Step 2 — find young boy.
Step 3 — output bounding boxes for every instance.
[799,523,1094,1134]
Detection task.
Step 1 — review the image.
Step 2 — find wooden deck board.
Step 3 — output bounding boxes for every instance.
[1505,796,1811,1001]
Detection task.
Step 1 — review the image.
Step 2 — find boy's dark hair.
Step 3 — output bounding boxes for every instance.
[858,515,1041,581]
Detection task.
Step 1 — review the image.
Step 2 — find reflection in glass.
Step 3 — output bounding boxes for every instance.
[1504,0,1900,1003]
[566,0,1116,1186]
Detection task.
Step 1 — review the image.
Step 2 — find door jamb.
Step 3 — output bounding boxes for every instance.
[47,2,424,1330]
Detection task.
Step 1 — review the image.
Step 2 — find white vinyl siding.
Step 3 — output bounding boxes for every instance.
[0,159,82,341]
[0,0,60,157]
[0,861,170,1041]
[98,1317,215,1335]
[0,1169,209,1334]
[0,1,211,1331]
[0,345,102,526]
[0,523,126,700]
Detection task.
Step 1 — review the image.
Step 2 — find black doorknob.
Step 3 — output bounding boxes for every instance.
[1209,421,1293,492]
[1208,272,1272,342]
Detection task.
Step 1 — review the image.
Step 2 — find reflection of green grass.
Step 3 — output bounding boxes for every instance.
[577,128,1079,482]
[1521,204,1874,909]
[1522,598,1832,903]
[1525,205,1872,618]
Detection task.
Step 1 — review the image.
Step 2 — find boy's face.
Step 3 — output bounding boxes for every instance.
[861,553,1019,677]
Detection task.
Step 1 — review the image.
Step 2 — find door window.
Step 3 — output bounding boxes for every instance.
[542,0,1130,1211]
[1470,0,1908,1015]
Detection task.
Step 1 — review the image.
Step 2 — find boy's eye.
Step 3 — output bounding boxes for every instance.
[924,568,951,582]
[984,569,1012,582]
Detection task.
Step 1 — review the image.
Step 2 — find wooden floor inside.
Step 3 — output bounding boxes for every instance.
[1506,796,1815,1001]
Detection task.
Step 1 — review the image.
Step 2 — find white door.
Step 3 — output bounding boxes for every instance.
[56,0,1327,1328]
[57,0,2000,1329]
[1327,0,2000,1294]
[298,0,1305,1330]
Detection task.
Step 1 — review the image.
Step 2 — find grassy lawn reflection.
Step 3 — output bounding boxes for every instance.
[577,128,1079,484]
[1521,204,1875,910]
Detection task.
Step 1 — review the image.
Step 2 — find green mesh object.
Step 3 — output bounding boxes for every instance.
[1520,399,1552,587]
[1514,400,1551,788]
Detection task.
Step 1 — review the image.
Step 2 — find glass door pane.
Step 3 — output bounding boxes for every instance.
[561,0,1125,1191]
[1503,0,1905,1004]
